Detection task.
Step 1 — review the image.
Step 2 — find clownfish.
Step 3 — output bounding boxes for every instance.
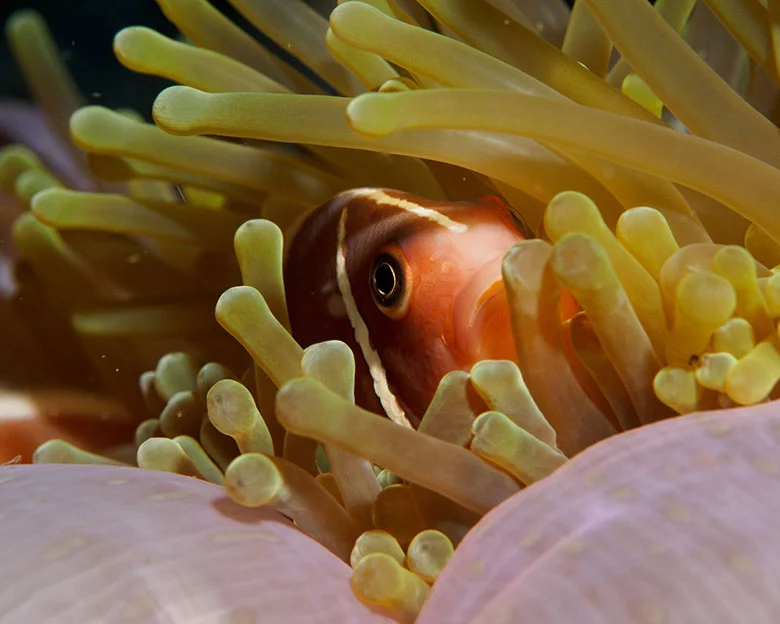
[284,188,535,428]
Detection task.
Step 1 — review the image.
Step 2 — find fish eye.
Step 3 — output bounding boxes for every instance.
[371,254,404,307]
[370,251,415,322]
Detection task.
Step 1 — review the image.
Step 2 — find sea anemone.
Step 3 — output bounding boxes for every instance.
[3,0,780,621]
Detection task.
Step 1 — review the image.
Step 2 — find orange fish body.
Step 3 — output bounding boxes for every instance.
[284,188,529,427]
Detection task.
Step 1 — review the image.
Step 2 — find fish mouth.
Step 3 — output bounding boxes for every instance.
[453,263,517,363]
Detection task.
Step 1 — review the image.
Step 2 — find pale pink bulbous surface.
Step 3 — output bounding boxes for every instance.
[0,464,396,624]
[420,403,780,624]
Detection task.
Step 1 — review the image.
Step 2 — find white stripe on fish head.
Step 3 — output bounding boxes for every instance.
[335,205,413,429]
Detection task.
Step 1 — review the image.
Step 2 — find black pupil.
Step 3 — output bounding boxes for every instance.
[375,263,396,297]
[371,255,403,306]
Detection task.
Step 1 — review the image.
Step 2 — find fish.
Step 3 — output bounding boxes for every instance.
[284,187,535,428]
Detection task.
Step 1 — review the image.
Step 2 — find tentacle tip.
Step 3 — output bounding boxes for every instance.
[346,93,401,137]
[5,8,41,37]
[152,86,205,136]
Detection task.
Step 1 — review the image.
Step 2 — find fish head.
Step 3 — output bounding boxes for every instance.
[285,188,527,426]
